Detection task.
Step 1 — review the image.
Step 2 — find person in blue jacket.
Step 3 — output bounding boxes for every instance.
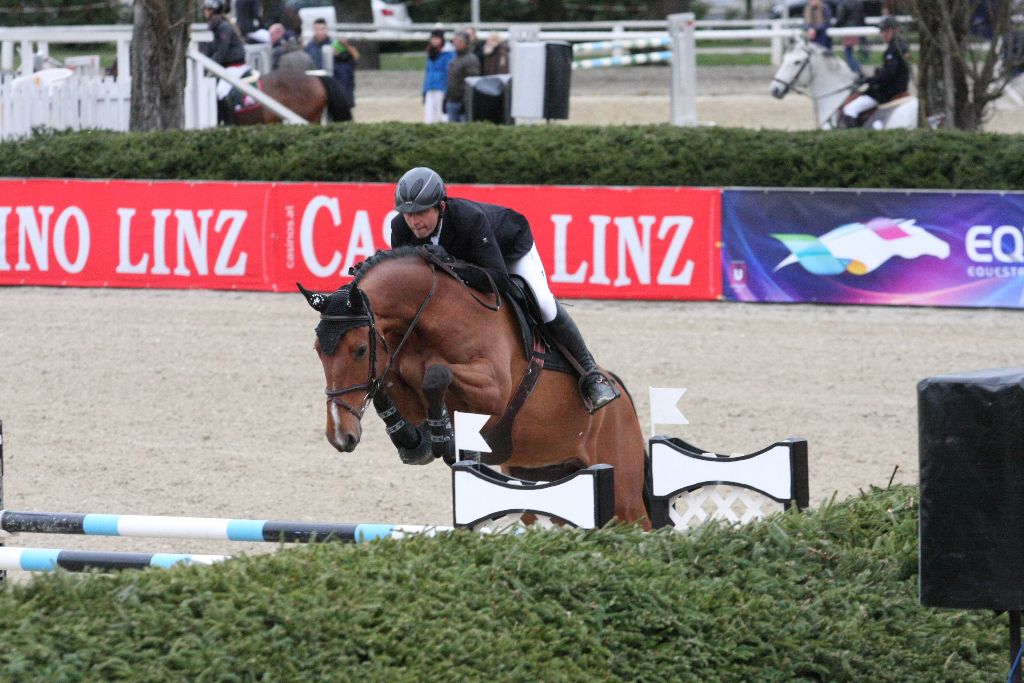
[423,29,454,124]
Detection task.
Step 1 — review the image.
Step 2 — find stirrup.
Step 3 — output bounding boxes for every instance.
[579,372,620,414]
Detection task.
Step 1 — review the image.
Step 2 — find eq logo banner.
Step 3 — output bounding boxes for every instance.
[721,189,1024,309]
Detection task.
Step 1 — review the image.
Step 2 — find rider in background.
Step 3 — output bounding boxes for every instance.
[198,0,248,124]
[388,167,620,412]
[840,16,910,127]
[803,0,833,49]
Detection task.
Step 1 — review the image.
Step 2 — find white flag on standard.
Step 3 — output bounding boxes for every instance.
[454,411,492,453]
[649,387,688,437]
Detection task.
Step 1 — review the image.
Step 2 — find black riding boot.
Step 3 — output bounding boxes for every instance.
[840,114,859,129]
[217,98,234,126]
[545,303,620,413]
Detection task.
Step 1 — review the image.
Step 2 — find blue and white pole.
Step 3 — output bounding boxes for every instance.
[0,511,453,544]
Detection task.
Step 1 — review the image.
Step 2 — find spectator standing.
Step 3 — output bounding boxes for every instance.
[481,32,509,75]
[423,28,454,124]
[446,30,480,122]
[235,0,270,43]
[834,0,866,74]
[466,27,485,67]
[268,22,298,70]
[803,0,833,49]
[304,18,361,108]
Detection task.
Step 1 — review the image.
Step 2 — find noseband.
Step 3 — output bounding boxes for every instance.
[321,265,440,420]
[771,45,812,97]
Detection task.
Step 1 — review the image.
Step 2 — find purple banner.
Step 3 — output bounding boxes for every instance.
[722,189,1024,308]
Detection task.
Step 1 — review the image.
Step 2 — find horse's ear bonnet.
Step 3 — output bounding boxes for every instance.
[312,284,368,356]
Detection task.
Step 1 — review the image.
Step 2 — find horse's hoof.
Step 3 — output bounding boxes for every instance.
[398,430,434,465]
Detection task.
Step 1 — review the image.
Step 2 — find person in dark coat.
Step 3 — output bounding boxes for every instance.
[841,16,910,127]
[834,0,867,74]
[445,31,480,122]
[199,0,248,123]
[388,167,620,412]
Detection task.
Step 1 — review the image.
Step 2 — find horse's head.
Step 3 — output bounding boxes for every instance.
[770,38,812,99]
[299,282,376,453]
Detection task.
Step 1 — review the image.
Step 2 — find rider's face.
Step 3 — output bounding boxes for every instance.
[403,206,441,239]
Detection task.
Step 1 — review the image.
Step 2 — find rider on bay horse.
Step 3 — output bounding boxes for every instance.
[389,167,620,412]
[199,0,249,125]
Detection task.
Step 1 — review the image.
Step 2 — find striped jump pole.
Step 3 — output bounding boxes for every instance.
[572,36,672,56]
[572,50,673,70]
[0,547,228,573]
[0,511,454,544]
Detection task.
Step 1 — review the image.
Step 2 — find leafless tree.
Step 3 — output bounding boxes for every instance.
[130,0,193,131]
[910,0,1024,130]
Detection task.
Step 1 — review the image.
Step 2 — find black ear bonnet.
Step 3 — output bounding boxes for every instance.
[314,285,369,356]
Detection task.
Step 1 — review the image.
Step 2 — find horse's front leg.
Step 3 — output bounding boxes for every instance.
[421,364,456,464]
[372,391,433,465]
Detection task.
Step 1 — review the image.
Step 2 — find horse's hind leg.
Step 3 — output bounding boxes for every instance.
[422,365,455,463]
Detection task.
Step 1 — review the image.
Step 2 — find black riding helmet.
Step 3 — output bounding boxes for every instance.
[395,167,446,213]
[203,0,225,12]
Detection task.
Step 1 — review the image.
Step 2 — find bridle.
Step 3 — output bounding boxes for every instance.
[772,42,860,103]
[771,43,812,97]
[321,265,440,420]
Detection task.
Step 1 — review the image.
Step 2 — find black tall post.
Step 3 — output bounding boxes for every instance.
[1012,611,1022,683]
[0,419,6,583]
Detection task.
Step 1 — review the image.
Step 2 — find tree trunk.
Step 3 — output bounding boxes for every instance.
[335,0,379,70]
[130,0,191,131]
[913,0,1018,131]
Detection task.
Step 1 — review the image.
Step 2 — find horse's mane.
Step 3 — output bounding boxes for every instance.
[350,246,424,289]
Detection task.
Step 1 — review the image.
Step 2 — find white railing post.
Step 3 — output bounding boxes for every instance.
[18,40,32,76]
[1,41,12,72]
[669,13,697,127]
[771,20,783,66]
[611,23,625,59]
[116,38,130,85]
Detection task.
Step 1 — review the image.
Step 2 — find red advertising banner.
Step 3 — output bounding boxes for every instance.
[0,178,722,301]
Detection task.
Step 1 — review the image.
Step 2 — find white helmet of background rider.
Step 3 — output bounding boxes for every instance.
[203,0,225,13]
[394,167,446,214]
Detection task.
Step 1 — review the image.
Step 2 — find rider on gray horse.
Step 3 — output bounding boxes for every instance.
[840,16,910,127]
[389,167,620,413]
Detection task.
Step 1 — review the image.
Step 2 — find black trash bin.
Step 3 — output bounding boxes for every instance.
[465,74,512,124]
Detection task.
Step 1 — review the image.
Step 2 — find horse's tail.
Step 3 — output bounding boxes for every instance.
[606,370,657,524]
[318,76,352,122]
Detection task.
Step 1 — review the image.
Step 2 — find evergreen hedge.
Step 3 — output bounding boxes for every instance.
[0,486,1007,681]
[2,124,1022,190]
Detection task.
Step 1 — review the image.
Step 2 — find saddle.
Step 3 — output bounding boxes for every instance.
[505,277,574,376]
[415,245,573,375]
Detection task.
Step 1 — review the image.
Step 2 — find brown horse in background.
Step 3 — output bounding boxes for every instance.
[233,69,351,125]
[300,247,650,527]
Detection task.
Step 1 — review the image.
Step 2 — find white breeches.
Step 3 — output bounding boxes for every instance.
[843,94,879,119]
[216,64,251,100]
[424,90,446,123]
[245,29,271,43]
[509,244,558,323]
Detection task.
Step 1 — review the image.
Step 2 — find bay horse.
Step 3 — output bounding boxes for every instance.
[299,246,650,527]
[770,38,918,130]
[232,68,351,125]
